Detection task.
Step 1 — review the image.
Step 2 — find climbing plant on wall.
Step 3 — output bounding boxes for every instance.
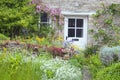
[90,3,120,46]
[31,0,64,39]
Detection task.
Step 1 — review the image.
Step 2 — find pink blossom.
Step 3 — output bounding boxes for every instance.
[59,19,64,25]
[50,9,56,16]
[36,5,41,10]
[35,3,64,26]
[44,6,50,13]
[53,16,57,21]
[50,8,61,16]
[36,5,42,13]
[31,0,35,4]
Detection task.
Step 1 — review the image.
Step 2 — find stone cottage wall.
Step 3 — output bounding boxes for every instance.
[42,0,120,12]
[37,0,120,45]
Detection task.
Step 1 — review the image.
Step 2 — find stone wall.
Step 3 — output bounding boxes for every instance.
[36,0,120,45]
[42,0,120,12]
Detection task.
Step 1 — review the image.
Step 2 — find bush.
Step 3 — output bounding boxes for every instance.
[94,63,120,80]
[69,53,86,68]
[0,33,9,40]
[85,54,103,79]
[69,53,103,79]
[100,46,120,66]
[83,45,99,57]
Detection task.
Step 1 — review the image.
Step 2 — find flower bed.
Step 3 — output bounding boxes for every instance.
[0,50,82,80]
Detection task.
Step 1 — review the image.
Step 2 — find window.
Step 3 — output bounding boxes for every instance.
[68,18,84,38]
[41,13,48,23]
[39,13,50,27]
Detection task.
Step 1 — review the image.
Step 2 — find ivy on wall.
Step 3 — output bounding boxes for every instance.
[90,3,120,46]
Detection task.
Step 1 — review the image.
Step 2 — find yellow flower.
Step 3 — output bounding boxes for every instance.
[118,40,120,43]
[57,36,63,41]
[3,47,7,53]
[36,36,45,43]
[71,45,80,50]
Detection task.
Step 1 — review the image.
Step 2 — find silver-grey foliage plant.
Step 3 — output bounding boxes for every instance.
[100,46,120,66]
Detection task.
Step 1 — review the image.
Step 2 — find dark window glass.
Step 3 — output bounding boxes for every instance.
[76,19,83,27]
[76,29,83,37]
[68,29,75,37]
[41,13,48,22]
[68,19,75,27]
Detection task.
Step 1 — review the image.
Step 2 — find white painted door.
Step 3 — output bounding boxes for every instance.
[64,16,87,48]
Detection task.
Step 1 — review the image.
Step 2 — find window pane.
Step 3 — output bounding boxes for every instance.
[76,29,83,37]
[68,19,75,27]
[76,19,83,27]
[68,29,75,37]
[41,13,48,22]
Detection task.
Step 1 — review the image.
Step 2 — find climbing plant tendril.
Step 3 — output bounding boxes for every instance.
[90,3,120,46]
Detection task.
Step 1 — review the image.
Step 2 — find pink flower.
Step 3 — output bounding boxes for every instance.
[50,9,56,16]
[53,16,57,21]
[44,6,50,13]
[59,19,64,25]
[31,0,35,4]
[36,5,41,10]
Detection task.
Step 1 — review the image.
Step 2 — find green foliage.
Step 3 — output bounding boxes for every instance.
[91,4,120,46]
[95,63,120,80]
[0,33,9,40]
[0,49,82,80]
[83,45,99,57]
[85,54,103,79]
[38,25,55,38]
[69,53,86,68]
[0,0,37,38]
[69,53,103,79]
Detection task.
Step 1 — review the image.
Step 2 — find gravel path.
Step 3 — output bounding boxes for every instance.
[82,66,92,80]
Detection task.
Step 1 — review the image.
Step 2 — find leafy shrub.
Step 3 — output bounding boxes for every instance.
[100,46,120,66]
[69,53,85,68]
[83,45,99,57]
[85,54,103,79]
[94,63,120,80]
[0,33,9,40]
[69,53,103,79]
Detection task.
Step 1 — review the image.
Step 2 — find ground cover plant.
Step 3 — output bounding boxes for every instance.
[94,63,120,80]
[0,48,82,80]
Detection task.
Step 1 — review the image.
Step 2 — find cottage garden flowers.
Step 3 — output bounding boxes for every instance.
[0,50,82,80]
[0,0,83,80]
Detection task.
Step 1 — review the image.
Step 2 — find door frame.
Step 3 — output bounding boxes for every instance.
[64,15,88,48]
